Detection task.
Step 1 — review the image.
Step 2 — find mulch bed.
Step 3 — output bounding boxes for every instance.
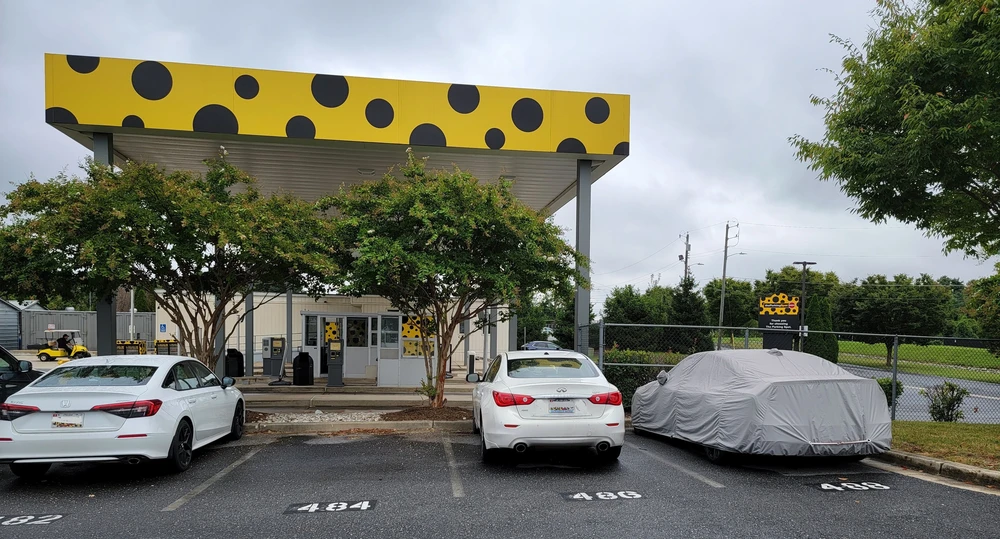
[246,411,273,423]
[380,407,473,421]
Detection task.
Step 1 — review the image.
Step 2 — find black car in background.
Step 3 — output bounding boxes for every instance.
[0,345,43,403]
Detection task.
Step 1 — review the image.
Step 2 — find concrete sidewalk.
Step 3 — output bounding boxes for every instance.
[243,391,473,409]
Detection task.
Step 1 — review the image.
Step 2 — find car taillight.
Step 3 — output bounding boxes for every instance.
[588,392,623,406]
[91,400,162,419]
[492,391,534,407]
[0,403,40,421]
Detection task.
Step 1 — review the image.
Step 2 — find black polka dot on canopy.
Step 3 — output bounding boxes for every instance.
[614,142,630,156]
[45,107,77,124]
[311,74,349,108]
[448,84,480,114]
[512,98,543,132]
[193,104,239,134]
[409,124,446,147]
[556,138,587,154]
[66,55,100,74]
[585,97,610,124]
[122,115,144,128]
[131,61,173,101]
[485,128,505,150]
[235,75,259,100]
[285,116,316,139]
[365,99,394,129]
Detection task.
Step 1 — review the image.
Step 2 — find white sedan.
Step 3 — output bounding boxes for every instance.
[0,355,245,479]
[468,350,625,464]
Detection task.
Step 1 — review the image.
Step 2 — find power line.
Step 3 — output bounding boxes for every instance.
[741,248,938,259]
[740,222,910,231]
[592,237,681,275]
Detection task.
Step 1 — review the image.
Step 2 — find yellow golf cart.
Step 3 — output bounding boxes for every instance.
[36,330,91,364]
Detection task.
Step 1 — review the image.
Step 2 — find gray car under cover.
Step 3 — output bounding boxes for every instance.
[631,349,892,456]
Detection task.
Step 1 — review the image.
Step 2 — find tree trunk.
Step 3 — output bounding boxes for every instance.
[884,340,893,368]
[431,326,455,408]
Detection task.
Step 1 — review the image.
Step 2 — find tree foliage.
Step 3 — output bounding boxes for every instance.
[792,0,1000,259]
[0,157,338,365]
[703,278,756,328]
[321,150,584,407]
[802,295,839,363]
[669,277,714,353]
[965,263,1000,355]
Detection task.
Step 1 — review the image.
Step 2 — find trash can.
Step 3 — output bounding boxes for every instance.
[293,352,314,386]
[225,348,245,378]
[326,343,344,387]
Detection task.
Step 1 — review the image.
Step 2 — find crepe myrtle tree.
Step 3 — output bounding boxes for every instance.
[321,149,586,407]
[0,154,339,366]
[792,0,1000,259]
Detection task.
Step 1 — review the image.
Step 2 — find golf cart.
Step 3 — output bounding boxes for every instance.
[37,330,91,364]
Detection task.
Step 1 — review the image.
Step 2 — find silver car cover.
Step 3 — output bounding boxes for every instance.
[631,349,892,456]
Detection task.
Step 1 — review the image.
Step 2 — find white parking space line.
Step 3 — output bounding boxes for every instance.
[161,445,268,512]
[863,459,1000,497]
[442,435,465,498]
[625,442,725,489]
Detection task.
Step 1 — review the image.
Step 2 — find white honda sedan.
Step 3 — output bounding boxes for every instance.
[468,350,625,464]
[0,355,245,479]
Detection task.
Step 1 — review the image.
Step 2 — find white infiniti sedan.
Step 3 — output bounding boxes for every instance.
[468,350,625,464]
[0,355,245,479]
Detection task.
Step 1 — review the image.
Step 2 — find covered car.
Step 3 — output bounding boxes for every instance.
[631,349,891,459]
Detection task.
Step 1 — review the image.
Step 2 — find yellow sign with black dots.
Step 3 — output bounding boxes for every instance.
[759,293,800,316]
[324,321,340,343]
[44,54,629,157]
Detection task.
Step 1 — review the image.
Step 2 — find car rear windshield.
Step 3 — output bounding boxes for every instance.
[507,357,599,378]
[33,365,158,387]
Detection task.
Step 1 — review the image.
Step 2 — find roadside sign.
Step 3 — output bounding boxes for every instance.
[159,323,167,333]
[47,323,55,330]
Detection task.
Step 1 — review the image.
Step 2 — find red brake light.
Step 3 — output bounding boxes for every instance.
[91,400,162,418]
[492,391,535,407]
[588,392,623,406]
[0,403,40,421]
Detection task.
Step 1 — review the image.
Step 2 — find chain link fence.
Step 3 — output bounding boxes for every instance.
[596,322,1000,424]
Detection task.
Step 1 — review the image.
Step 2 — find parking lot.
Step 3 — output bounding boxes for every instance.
[1,430,997,539]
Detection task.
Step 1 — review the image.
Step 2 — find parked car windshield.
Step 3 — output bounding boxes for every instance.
[33,365,158,387]
[507,357,599,378]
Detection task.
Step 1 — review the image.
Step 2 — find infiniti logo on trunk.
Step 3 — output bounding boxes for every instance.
[556,387,567,393]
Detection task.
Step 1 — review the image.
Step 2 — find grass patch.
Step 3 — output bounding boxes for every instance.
[839,341,999,369]
[837,354,1000,384]
[892,421,1000,472]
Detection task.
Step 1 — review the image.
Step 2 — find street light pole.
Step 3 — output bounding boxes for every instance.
[716,222,743,350]
[793,260,816,351]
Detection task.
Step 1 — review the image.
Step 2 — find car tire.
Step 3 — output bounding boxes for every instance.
[703,445,730,465]
[598,446,622,464]
[471,413,480,435]
[225,401,245,442]
[9,462,51,480]
[166,420,194,473]
[633,427,650,437]
[73,352,88,360]
[480,422,501,465]
[37,354,50,362]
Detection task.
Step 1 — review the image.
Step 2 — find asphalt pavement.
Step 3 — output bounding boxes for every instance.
[841,364,1000,423]
[1,431,998,538]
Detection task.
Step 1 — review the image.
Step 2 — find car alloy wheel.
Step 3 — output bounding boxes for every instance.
[168,421,194,472]
[37,354,50,362]
[226,401,245,442]
[703,445,729,465]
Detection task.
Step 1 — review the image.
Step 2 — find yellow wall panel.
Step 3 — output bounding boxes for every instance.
[44,54,629,156]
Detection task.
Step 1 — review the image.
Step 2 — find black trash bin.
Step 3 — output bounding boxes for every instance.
[224,348,245,378]
[293,352,314,386]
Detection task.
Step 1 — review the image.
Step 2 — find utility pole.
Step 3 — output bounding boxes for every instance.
[716,222,744,350]
[681,232,691,281]
[793,260,817,351]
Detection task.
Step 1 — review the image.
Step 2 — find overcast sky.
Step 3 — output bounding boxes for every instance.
[2,0,996,313]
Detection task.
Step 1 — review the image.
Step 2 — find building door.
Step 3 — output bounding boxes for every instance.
[378,315,401,386]
[344,317,369,378]
[302,315,320,377]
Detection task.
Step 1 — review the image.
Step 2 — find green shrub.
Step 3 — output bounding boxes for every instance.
[875,377,904,407]
[602,349,684,409]
[920,381,970,422]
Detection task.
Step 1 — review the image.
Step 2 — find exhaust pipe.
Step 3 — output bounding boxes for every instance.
[513,443,528,453]
[126,457,141,465]
[596,442,610,453]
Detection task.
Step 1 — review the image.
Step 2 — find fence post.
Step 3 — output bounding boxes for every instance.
[891,335,899,421]
[598,321,605,370]
[744,328,750,349]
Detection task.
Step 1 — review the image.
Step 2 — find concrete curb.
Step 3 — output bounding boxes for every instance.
[874,450,1000,487]
[243,394,473,409]
[246,420,471,435]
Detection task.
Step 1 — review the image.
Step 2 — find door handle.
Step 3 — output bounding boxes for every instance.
[187,398,197,404]
[211,394,218,399]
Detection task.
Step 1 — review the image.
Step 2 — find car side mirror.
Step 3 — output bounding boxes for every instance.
[222,377,236,388]
[465,373,481,383]
[656,370,668,386]
[18,361,32,373]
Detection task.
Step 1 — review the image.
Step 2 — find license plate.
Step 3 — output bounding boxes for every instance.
[51,413,83,428]
[548,399,575,414]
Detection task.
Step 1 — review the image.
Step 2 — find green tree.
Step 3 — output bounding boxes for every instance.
[602,285,649,351]
[668,276,713,353]
[703,278,756,328]
[321,150,584,407]
[965,263,1000,355]
[802,295,839,363]
[836,274,952,365]
[792,0,1000,259]
[0,156,337,366]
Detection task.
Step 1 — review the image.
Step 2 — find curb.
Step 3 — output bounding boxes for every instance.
[874,450,1000,487]
[246,420,471,435]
